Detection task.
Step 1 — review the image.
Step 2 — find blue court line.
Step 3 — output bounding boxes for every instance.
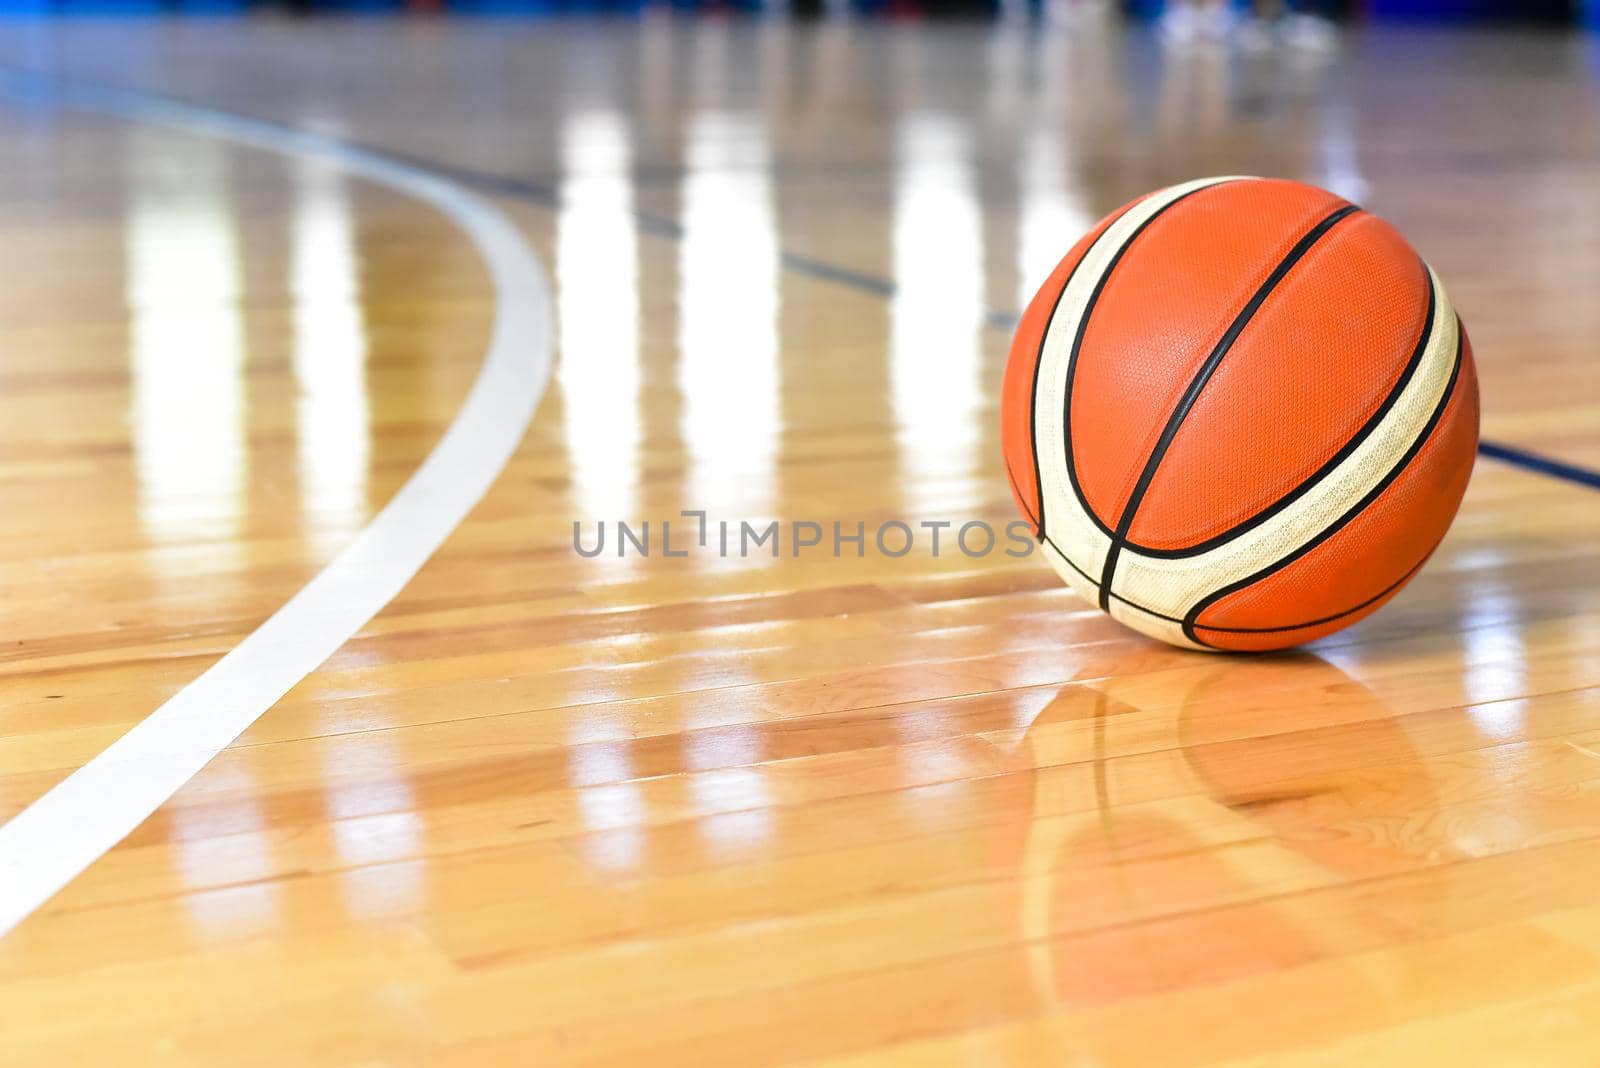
[850,303,1600,496]
[318,143,909,297]
[7,69,1597,495]
[370,151,1600,495]
[1477,440,1600,490]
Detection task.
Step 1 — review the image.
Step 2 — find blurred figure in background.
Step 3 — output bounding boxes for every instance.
[1161,0,1338,51]
[1240,0,1339,51]
[1158,0,1234,44]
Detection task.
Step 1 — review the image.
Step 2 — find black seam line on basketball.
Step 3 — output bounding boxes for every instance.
[1180,315,1466,646]
[1002,462,1040,531]
[1027,202,1137,540]
[1095,203,1363,613]
[1191,553,1430,636]
[1037,534,1117,595]
[1119,255,1437,561]
[1038,530,1192,625]
[1049,181,1242,547]
[21,70,1600,496]
[1038,531,1423,637]
[1028,183,1230,544]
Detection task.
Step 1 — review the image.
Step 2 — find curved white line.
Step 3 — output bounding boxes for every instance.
[0,85,553,936]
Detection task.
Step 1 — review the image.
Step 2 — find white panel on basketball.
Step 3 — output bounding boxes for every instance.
[1031,175,1250,603]
[1105,266,1458,628]
[1039,539,1108,612]
[1105,595,1202,649]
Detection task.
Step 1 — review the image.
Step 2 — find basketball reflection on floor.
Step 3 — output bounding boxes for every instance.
[989,654,1448,1012]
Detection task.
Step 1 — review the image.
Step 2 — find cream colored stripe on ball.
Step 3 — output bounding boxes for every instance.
[1106,266,1459,644]
[1031,175,1248,595]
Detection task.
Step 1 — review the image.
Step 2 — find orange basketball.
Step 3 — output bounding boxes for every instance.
[1001,176,1479,651]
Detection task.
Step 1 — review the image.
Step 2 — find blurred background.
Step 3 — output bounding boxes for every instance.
[0,0,1591,29]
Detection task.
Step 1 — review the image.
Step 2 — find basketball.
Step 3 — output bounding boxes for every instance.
[1001,176,1480,651]
[13,5,1600,1058]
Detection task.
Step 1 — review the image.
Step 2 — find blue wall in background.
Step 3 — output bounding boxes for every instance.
[1368,0,1573,20]
[1127,0,1575,19]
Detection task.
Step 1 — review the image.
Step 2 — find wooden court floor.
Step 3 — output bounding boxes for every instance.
[0,13,1599,1065]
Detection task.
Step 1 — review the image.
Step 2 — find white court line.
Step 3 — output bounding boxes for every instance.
[0,79,554,937]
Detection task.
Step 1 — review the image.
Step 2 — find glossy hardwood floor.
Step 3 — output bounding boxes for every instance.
[0,12,1599,1065]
